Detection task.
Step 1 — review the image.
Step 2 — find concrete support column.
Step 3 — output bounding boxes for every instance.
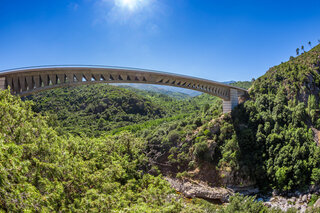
[223,88,238,113]
[0,77,6,90]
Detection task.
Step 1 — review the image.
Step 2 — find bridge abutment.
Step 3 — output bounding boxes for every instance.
[223,88,239,113]
[0,77,5,90]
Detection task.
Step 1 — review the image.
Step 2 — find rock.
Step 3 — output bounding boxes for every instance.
[288,197,296,203]
[300,204,307,212]
[309,185,319,193]
[230,186,259,196]
[270,197,277,202]
[302,194,307,202]
[272,189,279,196]
[165,177,233,202]
[295,203,301,209]
[209,123,220,134]
[308,194,311,201]
[263,202,272,207]
[314,198,320,208]
[280,197,287,205]
[264,195,313,212]
[208,141,217,159]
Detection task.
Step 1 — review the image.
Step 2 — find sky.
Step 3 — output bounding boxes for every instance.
[0,0,320,81]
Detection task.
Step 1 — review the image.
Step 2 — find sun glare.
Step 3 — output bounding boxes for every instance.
[116,0,144,11]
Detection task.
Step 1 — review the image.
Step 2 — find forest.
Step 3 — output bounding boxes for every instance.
[1,44,320,212]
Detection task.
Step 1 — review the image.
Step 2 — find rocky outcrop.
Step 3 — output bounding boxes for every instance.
[166,177,233,202]
[263,195,310,212]
[261,189,320,213]
[311,127,320,146]
[219,169,256,187]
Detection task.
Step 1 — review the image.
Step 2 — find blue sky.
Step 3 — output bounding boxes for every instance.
[0,0,320,81]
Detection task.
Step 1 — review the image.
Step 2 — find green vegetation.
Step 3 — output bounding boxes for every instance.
[215,44,320,191]
[241,44,320,191]
[26,84,219,137]
[162,44,320,192]
[230,80,253,90]
[219,194,269,213]
[118,84,194,99]
[26,44,320,193]
[0,88,216,212]
[2,45,320,211]
[26,84,165,137]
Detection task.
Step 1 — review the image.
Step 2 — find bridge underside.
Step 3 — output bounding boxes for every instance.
[0,67,246,113]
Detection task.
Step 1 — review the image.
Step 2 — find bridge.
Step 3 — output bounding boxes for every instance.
[0,65,247,113]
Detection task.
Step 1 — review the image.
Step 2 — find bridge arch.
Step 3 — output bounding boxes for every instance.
[0,66,247,113]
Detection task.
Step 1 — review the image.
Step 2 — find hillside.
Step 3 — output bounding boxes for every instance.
[115,84,198,99]
[1,88,222,212]
[2,88,288,212]
[26,84,220,137]
[3,44,320,211]
[26,84,166,136]
[24,48,320,194]
[160,44,320,193]
[252,45,320,103]
[230,81,253,90]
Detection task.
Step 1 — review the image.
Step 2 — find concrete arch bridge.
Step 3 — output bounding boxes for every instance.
[0,66,247,113]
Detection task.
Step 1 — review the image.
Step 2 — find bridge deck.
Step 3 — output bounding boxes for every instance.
[0,65,247,112]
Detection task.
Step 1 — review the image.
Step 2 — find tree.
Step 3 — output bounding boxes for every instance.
[301,45,305,52]
[296,48,300,56]
[308,41,312,48]
[307,95,318,123]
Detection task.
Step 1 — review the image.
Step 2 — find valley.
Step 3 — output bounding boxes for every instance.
[1,45,320,212]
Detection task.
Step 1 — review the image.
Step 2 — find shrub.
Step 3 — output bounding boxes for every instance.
[168,131,180,143]
[219,194,268,213]
[311,168,320,184]
[193,141,208,159]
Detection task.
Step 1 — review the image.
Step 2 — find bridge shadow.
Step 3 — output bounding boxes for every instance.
[230,103,268,190]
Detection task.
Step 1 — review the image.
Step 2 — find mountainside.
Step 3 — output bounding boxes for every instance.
[174,44,320,192]
[26,84,219,137]
[235,44,320,191]
[26,84,166,136]
[230,81,253,90]
[2,45,320,211]
[0,89,218,212]
[114,83,199,98]
[252,45,320,103]
[114,81,252,97]
[128,45,320,198]
[25,45,320,194]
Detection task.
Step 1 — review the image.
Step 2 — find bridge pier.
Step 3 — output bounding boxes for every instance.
[223,88,239,113]
[0,77,5,90]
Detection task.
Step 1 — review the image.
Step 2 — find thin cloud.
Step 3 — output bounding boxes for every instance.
[68,2,79,11]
